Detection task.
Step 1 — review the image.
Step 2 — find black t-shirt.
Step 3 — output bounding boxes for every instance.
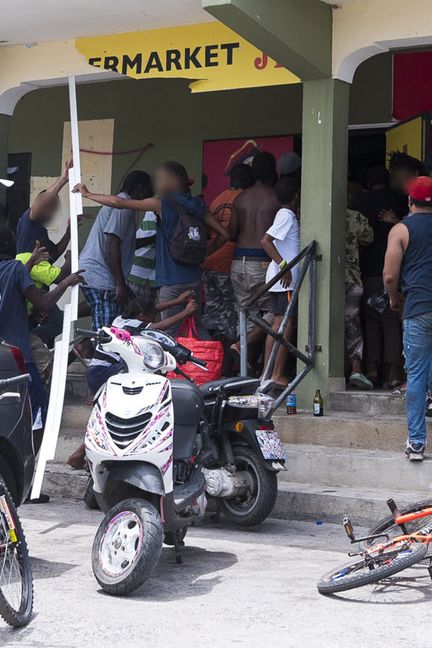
[353,188,408,278]
[16,209,58,259]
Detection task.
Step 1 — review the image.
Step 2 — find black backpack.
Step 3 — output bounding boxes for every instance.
[166,200,208,267]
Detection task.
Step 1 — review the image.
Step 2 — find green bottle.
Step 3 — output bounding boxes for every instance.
[313,389,324,417]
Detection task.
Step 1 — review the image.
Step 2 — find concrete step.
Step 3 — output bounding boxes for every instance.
[40,462,429,527]
[281,443,432,492]
[329,389,406,416]
[61,402,92,430]
[42,462,88,500]
[274,412,408,451]
[272,482,428,526]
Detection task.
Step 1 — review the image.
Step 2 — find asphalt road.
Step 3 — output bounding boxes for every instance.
[1,500,430,648]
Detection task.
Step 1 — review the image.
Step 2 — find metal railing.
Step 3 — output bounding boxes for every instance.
[239,240,318,409]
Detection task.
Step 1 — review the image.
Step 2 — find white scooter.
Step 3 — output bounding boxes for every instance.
[77,325,212,596]
[77,324,285,596]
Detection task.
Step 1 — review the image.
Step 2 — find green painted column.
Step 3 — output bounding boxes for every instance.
[0,114,10,225]
[297,79,350,407]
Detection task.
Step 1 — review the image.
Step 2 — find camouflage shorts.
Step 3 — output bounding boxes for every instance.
[202,270,238,340]
[345,282,364,361]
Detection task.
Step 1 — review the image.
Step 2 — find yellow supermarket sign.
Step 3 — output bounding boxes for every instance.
[76,22,299,92]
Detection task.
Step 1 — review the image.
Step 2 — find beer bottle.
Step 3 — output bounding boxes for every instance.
[313,389,324,417]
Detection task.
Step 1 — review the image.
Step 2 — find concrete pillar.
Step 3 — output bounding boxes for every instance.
[297,79,350,407]
[203,0,332,80]
[0,114,10,225]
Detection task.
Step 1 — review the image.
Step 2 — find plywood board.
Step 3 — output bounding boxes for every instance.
[61,118,114,207]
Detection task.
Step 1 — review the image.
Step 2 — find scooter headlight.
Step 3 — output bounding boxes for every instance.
[142,341,164,370]
[228,394,275,419]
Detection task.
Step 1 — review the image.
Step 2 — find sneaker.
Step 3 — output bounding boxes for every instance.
[349,372,374,390]
[426,397,432,418]
[405,441,426,461]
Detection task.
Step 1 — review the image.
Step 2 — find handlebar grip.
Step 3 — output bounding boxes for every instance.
[0,374,31,388]
[75,328,98,337]
[191,357,207,369]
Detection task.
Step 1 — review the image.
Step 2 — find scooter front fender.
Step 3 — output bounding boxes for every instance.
[97,461,165,512]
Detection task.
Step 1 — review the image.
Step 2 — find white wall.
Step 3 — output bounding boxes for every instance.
[333,0,432,82]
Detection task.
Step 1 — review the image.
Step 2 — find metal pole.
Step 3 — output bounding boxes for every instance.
[239,310,248,377]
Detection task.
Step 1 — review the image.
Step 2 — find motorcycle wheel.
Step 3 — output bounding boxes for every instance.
[92,498,163,596]
[218,445,277,527]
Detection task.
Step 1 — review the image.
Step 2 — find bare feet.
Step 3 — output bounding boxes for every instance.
[67,443,86,470]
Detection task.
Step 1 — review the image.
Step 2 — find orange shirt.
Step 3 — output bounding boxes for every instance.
[202,188,241,273]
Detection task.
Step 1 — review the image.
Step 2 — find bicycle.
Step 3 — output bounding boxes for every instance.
[0,375,34,627]
[317,497,432,595]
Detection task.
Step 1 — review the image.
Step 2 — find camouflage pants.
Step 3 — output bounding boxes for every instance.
[345,282,364,361]
[30,334,53,396]
[202,270,238,340]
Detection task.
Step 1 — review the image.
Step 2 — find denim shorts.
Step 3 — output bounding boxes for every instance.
[271,291,297,317]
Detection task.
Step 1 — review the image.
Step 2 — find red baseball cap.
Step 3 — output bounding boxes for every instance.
[407,176,432,202]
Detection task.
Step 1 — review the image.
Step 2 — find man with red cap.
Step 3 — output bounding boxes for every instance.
[384,176,432,461]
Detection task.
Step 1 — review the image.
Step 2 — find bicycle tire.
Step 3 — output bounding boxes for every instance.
[0,479,33,627]
[368,498,432,542]
[317,541,427,595]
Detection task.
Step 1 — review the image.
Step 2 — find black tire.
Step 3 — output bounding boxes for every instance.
[218,445,278,527]
[0,479,33,627]
[317,541,427,595]
[92,498,163,596]
[0,458,18,505]
[368,498,432,544]
[83,477,100,511]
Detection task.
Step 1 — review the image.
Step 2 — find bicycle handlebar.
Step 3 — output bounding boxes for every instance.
[0,374,31,388]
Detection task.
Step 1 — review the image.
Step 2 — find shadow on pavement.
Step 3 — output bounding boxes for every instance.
[97,545,238,602]
[30,556,77,580]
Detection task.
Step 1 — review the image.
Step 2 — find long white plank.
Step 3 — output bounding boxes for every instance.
[31,75,82,499]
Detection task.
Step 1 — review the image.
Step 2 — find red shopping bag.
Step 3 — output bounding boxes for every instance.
[168,318,223,385]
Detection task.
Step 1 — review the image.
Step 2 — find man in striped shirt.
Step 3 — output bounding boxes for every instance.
[127,210,158,302]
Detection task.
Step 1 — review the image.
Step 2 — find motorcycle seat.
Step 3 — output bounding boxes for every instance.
[200,377,260,399]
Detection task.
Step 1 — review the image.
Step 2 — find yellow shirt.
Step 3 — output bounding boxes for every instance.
[16,252,61,312]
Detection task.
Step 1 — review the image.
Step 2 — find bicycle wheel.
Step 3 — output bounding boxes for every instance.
[317,540,427,595]
[368,499,432,543]
[0,480,33,627]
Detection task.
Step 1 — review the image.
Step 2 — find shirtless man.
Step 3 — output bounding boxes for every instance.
[230,151,280,329]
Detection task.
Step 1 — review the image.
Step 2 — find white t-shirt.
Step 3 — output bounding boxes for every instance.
[265,207,300,292]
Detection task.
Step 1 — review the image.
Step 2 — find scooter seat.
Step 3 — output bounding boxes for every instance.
[200,377,260,399]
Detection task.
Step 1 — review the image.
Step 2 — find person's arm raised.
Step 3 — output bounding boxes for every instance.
[73,184,161,213]
[46,159,73,195]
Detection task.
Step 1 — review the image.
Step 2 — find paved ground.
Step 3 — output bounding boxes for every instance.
[1,501,431,648]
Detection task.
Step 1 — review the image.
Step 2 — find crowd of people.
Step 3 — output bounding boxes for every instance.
[0,150,303,479]
[2,144,432,479]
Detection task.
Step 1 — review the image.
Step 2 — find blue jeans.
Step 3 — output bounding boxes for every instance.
[403,313,432,445]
